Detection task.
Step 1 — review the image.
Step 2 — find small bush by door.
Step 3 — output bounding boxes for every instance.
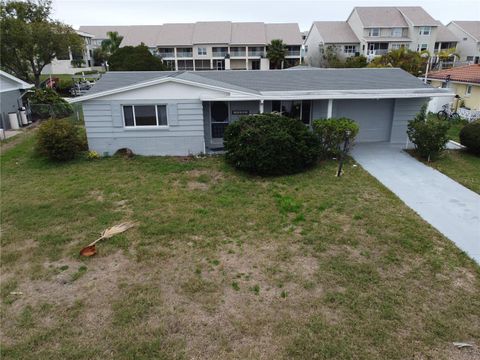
[312,118,359,159]
[223,113,320,176]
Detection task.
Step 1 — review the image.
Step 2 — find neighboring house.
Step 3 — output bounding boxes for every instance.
[304,21,360,67]
[427,64,480,110]
[347,6,441,57]
[447,21,480,63]
[79,22,303,71]
[0,70,34,130]
[304,7,456,64]
[41,30,96,75]
[68,68,450,156]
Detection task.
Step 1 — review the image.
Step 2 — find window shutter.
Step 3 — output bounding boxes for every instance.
[112,103,123,127]
[167,103,178,126]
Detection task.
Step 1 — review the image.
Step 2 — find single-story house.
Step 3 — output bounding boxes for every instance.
[68,68,451,156]
[0,70,34,130]
[427,64,480,110]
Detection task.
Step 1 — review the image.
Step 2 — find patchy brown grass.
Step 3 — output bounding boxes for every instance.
[1,135,479,359]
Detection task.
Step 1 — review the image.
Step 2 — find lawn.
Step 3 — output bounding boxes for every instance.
[1,133,479,360]
[416,150,480,194]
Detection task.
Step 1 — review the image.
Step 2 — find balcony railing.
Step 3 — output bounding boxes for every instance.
[158,52,175,58]
[212,50,227,57]
[367,49,388,56]
[248,50,265,57]
[177,51,193,58]
[230,51,246,57]
[286,50,301,56]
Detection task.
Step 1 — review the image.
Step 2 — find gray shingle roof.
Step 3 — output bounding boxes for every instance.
[313,21,359,44]
[79,22,302,47]
[353,7,408,27]
[83,68,432,99]
[435,21,459,43]
[450,21,480,41]
[397,6,438,27]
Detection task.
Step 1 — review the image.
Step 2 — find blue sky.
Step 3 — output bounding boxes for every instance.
[52,0,480,31]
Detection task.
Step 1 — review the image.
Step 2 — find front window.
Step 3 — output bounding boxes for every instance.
[123,105,168,127]
[344,45,356,54]
[417,43,428,51]
[369,28,380,37]
[197,47,207,56]
[392,28,403,37]
[419,26,431,36]
[271,100,311,125]
[391,43,408,50]
[466,85,472,96]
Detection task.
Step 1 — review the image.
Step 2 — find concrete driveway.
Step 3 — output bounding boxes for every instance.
[351,142,480,265]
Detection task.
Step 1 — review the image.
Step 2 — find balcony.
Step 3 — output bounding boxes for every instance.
[286,50,301,57]
[248,49,265,57]
[212,49,228,57]
[176,48,193,58]
[158,52,175,58]
[230,47,246,57]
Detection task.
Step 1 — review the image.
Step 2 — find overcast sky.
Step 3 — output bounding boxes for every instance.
[52,0,480,31]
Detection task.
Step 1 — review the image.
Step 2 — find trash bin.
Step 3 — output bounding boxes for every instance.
[19,107,28,126]
[8,112,19,130]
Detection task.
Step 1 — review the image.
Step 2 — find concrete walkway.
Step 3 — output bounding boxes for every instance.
[352,143,480,265]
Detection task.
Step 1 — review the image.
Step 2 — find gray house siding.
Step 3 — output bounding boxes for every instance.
[312,100,329,119]
[0,89,20,130]
[83,99,205,156]
[390,97,429,143]
[333,99,395,142]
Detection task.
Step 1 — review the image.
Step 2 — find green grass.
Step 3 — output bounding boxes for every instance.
[419,150,480,194]
[1,132,479,359]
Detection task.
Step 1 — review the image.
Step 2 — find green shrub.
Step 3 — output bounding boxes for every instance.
[36,119,86,161]
[223,113,319,176]
[29,88,73,119]
[459,120,480,155]
[407,104,450,161]
[312,118,359,158]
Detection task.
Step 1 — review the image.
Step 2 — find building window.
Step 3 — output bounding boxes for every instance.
[391,28,403,37]
[123,105,168,127]
[391,43,407,50]
[210,102,229,139]
[195,59,211,70]
[369,28,380,37]
[344,45,356,54]
[441,82,447,88]
[466,56,474,61]
[419,26,431,35]
[304,45,308,53]
[463,37,468,41]
[417,43,428,51]
[270,100,311,125]
[197,47,207,56]
[466,85,472,96]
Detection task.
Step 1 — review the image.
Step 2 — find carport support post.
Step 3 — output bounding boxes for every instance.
[259,100,264,114]
[327,99,333,119]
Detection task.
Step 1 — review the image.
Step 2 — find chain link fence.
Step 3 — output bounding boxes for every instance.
[27,102,84,124]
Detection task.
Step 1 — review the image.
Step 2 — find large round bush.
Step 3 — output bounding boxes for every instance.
[36,119,86,161]
[29,88,73,119]
[223,113,319,175]
[459,120,480,155]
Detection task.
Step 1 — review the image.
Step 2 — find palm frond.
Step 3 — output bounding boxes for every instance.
[101,222,136,239]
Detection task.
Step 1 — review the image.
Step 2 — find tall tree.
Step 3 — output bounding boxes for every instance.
[266,39,287,69]
[368,48,428,76]
[101,31,123,55]
[108,44,168,71]
[0,0,84,87]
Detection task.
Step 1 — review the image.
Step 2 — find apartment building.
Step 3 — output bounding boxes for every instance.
[79,22,303,71]
[447,21,480,63]
[41,30,96,75]
[304,6,459,66]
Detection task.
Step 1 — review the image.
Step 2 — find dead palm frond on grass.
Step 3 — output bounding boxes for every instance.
[80,222,137,257]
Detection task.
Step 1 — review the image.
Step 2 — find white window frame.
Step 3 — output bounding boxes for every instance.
[122,104,168,128]
[417,43,428,52]
[391,43,407,50]
[465,85,472,96]
[369,28,380,37]
[197,47,207,56]
[344,45,357,54]
[419,26,431,36]
[392,28,403,37]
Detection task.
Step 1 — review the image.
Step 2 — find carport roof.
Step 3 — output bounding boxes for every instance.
[69,68,452,103]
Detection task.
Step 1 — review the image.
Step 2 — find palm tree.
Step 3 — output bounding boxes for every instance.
[101,31,124,55]
[266,39,287,69]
